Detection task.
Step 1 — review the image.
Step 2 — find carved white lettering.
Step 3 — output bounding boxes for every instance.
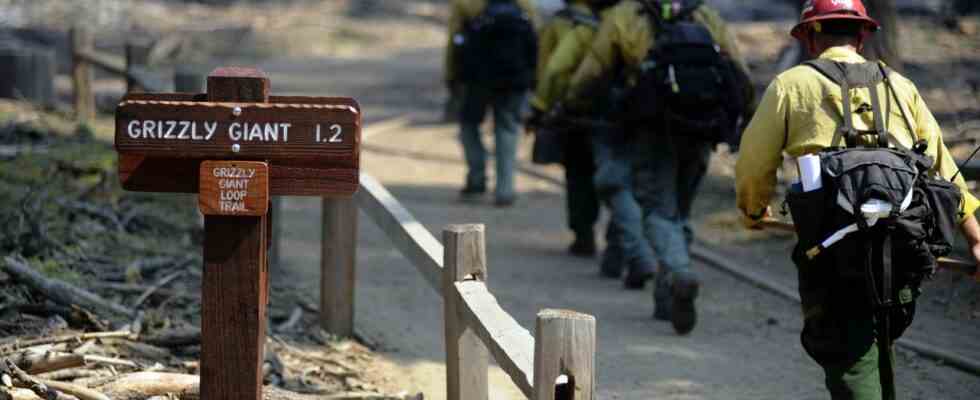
[228,123,242,141]
[163,120,177,139]
[204,122,217,140]
[177,121,191,139]
[128,120,140,138]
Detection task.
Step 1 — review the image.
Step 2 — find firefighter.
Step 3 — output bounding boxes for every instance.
[446,0,538,206]
[527,0,620,257]
[736,0,980,397]
[567,0,753,334]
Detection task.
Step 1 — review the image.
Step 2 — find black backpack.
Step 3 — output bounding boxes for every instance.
[623,0,743,141]
[785,60,962,398]
[456,0,538,90]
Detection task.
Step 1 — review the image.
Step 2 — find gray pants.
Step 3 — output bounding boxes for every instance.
[459,85,526,201]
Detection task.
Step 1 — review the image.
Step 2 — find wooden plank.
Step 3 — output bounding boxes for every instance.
[70,27,94,122]
[354,172,443,292]
[201,215,267,400]
[533,309,596,400]
[453,281,535,398]
[198,161,269,216]
[320,198,357,337]
[199,67,270,400]
[114,101,360,160]
[442,225,489,400]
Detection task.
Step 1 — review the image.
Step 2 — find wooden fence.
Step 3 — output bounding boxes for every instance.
[319,172,597,400]
[68,26,176,122]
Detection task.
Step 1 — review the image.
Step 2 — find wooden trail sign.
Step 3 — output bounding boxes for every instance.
[114,67,361,400]
[115,67,361,197]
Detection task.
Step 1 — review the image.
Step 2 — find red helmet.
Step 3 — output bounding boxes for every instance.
[790,0,880,40]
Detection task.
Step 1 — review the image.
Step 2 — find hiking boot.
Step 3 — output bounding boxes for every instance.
[568,235,596,257]
[599,247,623,278]
[494,196,516,207]
[670,271,700,335]
[459,185,486,202]
[623,262,656,290]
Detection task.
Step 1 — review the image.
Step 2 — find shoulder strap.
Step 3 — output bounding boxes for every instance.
[804,59,848,86]
[878,63,918,147]
[806,60,855,148]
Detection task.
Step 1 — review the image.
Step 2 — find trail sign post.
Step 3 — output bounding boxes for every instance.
[114,67,360,400]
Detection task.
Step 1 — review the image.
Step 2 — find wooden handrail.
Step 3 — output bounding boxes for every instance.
[73,48,166,92]
[454,280,535,397]
[356,172,596,399]
[354,172,443,292]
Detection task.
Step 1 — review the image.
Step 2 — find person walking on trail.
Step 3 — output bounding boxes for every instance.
[446,0,538,207]
[567,0,753,334]
[526,0,620,257]
[736,0,980,398]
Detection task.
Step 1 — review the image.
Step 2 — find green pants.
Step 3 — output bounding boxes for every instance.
[822,343,883,400]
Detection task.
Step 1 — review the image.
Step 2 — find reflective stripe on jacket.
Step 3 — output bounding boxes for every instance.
[444,0,538,84]
[735,46,980,226]
[565,0,753,110]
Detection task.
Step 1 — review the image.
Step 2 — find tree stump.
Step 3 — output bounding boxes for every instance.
[0,42,55,107]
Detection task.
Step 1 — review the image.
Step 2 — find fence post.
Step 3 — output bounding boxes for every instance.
[124,38,152,93]
[443,224,489,400]
[320,198,357,337]
[69,26,94,122]
[534,309,596,400]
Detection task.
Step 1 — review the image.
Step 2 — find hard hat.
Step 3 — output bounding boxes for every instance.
[790,0,880,40]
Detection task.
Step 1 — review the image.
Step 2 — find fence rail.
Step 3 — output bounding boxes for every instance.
[349,172,596,399]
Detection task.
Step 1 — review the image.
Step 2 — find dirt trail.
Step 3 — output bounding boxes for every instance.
[258,45,980,399]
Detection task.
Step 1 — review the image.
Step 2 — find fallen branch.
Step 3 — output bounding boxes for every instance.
[138,329,200,348]
[1,359,79,400]
[80,355,137,370]
[1,257,134,322]
[132,270,184,308]
[37,380,108,400]
[8,351,84,375]
[0,331,133,356]
[85,283,190,301]
[275,307,303,333]
[93,372,412,400]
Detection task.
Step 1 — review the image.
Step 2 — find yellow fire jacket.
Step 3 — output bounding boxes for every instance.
[566,0,753,110]
[735,46,979,226]
[444,0,538,85]
[530,2,604,112]
[535,1,592,88]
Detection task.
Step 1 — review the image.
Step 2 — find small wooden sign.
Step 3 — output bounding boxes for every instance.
[199,161,269,216]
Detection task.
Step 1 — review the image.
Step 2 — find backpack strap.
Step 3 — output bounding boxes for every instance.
[879,63,919,149]
[867,77,891,148]
[805,60,853,147]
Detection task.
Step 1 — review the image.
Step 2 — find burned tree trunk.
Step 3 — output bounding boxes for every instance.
[863,0,902,71]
